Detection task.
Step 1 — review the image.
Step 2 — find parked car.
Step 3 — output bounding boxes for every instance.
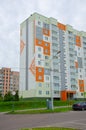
[72,102,86,111]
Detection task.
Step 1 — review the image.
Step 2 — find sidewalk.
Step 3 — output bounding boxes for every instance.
[0,105,71,114]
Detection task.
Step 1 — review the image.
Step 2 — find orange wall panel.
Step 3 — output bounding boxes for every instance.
[79,80,84,92]
[57,22,66,31]
[29,58,35,76]
[35,38,44,47]
[35,39,50,55]
[76,36,81,47]
[36,67,44,82]
[20,40,25,54]
[75,61,78,68]
[36,39,50,55]
[43,42,50,55]
[61,91,67,101]
[43,28,50,36]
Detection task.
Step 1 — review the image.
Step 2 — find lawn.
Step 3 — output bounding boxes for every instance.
[0,99,76,112]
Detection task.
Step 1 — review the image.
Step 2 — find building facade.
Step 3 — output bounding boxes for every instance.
[0,68,19,96]
[20,13,86,100]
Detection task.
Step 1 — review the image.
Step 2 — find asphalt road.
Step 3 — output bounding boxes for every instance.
[0,111,86,130]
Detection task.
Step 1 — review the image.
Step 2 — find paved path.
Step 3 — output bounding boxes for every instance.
[0,111,86,130]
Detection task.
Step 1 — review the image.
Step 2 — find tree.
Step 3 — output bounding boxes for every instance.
[15,90,19,101]
[4,91,13,101]
[4,91,19,101]
[0,92,3,101]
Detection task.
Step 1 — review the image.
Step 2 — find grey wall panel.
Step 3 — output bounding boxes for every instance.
[77,57,83,68]
[36,26,43,40]
[26,19,29,90]
[74,35,76,44]
[59,30,65,90]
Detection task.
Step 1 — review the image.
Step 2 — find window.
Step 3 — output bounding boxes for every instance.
[70,54,73,57]
[38,76,42,80]
[80,75,82,78]
[53,69,58,72]
[38,47,41,51]
[46,91,49,95]
[45,49,48,53]
[71,85,76,88]
[38,41,42,45]
[54,91,59,94]
[83,37,86,41]
[46,76,49,80]
[76,69,78,73]
[52,43,58,47]
[38,54,41,58]
[38,68,42,72]
[53,76,59,80]
[38,21,41,25]
[78,47,80,50]
[44,30,48,35]
[78,53,80,56]
[38,83,42,87]
[81,93,83,96]
[80,69,81,72]
[45,62,49,66]
[70,72,75,75]
[45,37,48,40]
[45,69,50,74]
[39,90,42,95]
[54,83,59,87]
[52,30,57,35]
[46,83,49,87]
[52,36,57,41]
[38,61,41,65]
[45,43,48,46]
[68,31,72,34]
[45,56,49,59]
[71,78,76,82]
[43,23,49,29]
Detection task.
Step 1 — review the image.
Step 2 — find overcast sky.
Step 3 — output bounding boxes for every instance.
[0,0,86,71]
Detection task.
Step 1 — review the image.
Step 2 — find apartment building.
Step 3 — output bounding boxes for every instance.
[19,13,86,100]
[0,68,19,96]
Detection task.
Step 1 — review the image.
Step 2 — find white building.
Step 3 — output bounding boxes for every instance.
[19,13,86,100]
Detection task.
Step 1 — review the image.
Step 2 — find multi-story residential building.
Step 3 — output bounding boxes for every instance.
[19,13,86,100]
[0,68,19,96]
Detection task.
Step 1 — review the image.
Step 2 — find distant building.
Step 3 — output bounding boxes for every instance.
[0,68,19,96]
[20,13,86,100]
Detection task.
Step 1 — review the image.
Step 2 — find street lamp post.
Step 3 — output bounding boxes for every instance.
[40,51,61,110]
[50,51,61,110]
[12,91,16,112]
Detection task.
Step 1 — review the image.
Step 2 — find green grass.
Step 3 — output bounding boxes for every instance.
[0,99,80,112]
[21,127,77,130]
[0,101,46,112]
[8,107,72,114]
